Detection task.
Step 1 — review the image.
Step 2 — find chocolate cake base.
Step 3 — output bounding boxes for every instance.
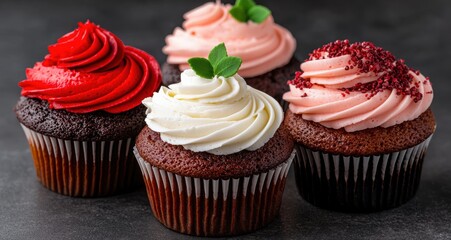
[162,57,301,103]
[134,126,295,236]
[15,97,146,197]
[294,136,432,212]
[284,109,436,211]
[284,108,436,156]
[15,97,146,141]
[135,127,294,179]
[134,147,294,236]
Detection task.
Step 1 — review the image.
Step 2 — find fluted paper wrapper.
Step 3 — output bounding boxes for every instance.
[134,147,294,237]
[293,135,433,212]
[20,124,142,197]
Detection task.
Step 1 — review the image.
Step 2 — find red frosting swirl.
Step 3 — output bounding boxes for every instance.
[19,21,161,113]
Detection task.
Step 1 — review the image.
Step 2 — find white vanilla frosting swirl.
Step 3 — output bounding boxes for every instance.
[143,69,283,155]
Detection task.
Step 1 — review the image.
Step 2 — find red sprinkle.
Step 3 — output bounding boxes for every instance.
[304,40,428,102]
[287,71,312,90]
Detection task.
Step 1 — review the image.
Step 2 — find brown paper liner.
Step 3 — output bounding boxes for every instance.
[293,135,433,212]
[134,148,294,237]
[21,124,142,197]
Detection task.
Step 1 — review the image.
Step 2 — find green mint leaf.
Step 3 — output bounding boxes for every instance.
[248,5,271,23]
[188,57,214,79]
[215,57,242,78]
[229,6,247,23]
[236,0,256,11]
[208,43,227,68]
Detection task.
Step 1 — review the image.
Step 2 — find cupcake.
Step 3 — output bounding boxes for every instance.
[15,21,162,197]
[134,43,294,236]
[283,40,435,212]
[162,0,298,102]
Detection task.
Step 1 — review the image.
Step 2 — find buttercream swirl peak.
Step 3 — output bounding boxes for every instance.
[283,40,433,132]
[19,20,162,114]
[163,1,296,77]
[43,20,125,72]
[143,69,283,155]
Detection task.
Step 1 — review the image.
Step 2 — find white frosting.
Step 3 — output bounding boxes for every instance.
[143,69,283,155]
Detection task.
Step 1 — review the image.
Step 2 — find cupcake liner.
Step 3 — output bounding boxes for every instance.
[134,147,294,237]
[293,135,433,212]
[20,124,142,197]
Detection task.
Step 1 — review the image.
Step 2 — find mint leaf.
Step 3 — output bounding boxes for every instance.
[229,6,247,23]
[187,43,243,79]
[208,43,227,68]
[230,0,271,24]
[188,58,214,79]
[215,57,242,78]
[236,0,256,11]
[248,5,271,23]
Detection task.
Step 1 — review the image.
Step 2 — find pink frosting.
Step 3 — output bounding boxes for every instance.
[162,1,296,77]
[283,55,433,132]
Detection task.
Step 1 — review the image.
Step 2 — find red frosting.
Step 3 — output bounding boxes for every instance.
[19,21,161,113]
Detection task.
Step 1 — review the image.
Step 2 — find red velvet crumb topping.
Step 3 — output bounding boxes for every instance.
[302,40,428,102]
[287,71,311,96]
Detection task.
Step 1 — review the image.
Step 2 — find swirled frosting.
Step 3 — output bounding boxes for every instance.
[283,41,433,132]
[163,1,296,77]
[19,21,161,113]
[143,69,283,155]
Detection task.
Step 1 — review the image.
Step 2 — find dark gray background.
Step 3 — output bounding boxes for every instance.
[1,0,450,239]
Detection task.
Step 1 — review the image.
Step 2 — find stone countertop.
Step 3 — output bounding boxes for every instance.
[1,0,450,239]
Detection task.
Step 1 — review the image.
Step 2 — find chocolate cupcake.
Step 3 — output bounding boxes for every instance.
[162,0,299,102]
[15,21,162,197]
[134,44,294,236]
[283,40,435,212]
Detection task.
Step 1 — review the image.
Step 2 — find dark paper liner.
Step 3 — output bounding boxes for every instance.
[134,147,294,237]
[293,135,433,212]
[21,124,142,197]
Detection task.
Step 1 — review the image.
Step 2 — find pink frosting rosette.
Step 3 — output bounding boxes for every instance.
[283,40,433,132]
[163,1,296,77]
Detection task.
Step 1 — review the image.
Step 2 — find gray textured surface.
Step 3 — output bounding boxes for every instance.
[1,0,450,239]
